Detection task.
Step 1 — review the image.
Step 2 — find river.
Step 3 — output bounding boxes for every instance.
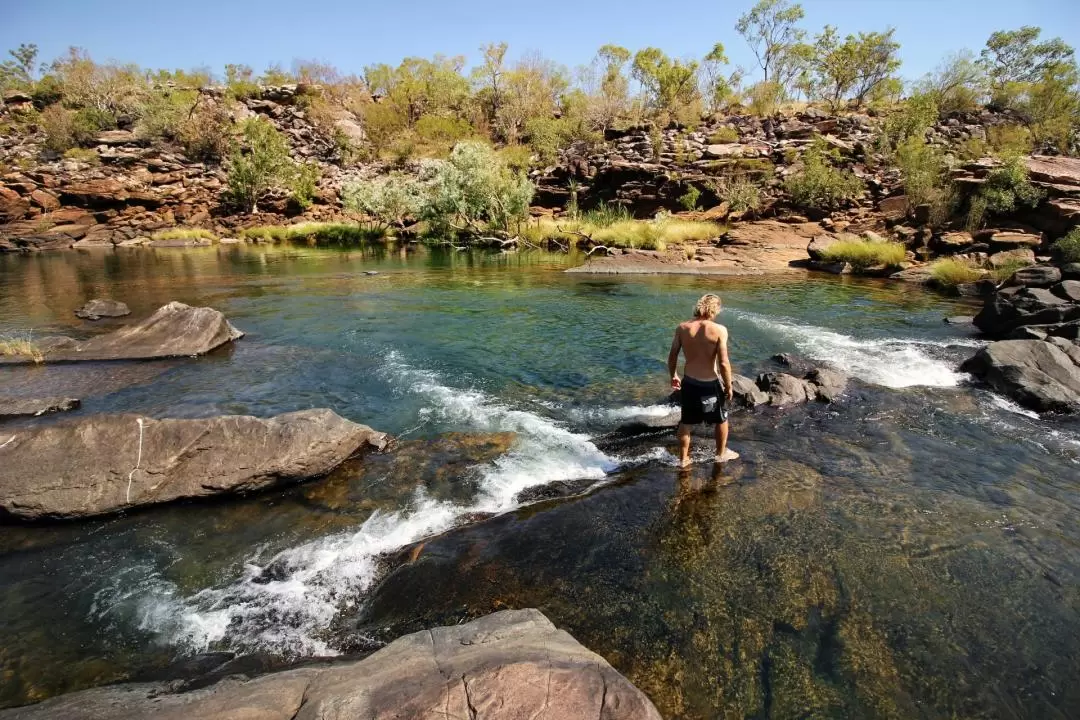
[1,245,1078,718]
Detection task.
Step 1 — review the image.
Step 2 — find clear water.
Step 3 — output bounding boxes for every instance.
[1,246,1078,717]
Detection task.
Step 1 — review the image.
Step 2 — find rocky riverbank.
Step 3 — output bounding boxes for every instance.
[0,609,661,719]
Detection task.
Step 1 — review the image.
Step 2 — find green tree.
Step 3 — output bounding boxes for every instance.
[811,26,901,109]
[735,0,806,84]
[917,51,985,114]
[418,141,534,233]
[700,43,743,113]
[0,43,38,91]
[784,136,864,211]
[981,26,1075,106]
[590,44,632,129]
[631,48,700,116]
[227,117,293,213]
[364,55,470,127]
[472,42,509,126]
[342,173,423,231]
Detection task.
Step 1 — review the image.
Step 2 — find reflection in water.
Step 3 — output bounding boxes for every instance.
[1,246,1078,718]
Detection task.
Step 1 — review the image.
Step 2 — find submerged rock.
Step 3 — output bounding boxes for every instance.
[0,609,661,720]
[0,409,388,520]
[0,397,80,420]
[0,302,243,365]
[74,298,131,320]
[961,339,1080,414]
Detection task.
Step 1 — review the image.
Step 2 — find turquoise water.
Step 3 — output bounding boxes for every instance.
[1,246,1078,717]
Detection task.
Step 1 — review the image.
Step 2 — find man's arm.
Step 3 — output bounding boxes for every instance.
[667,328,682,389]
[717,325,733,401]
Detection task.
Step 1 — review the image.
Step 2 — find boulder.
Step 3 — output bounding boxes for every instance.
[890,265,934,284]
[1064,263,1080,280]
[878,195,909,222]
[0,409,388,520]
[989,248,1036,268]
[961,340,1080,414]
[0,609,661,720]
[806,235,837,260]
[986,230,1043,251]
[973,288,1080,337]
[1052,280,1080,303]
[0,186,30,223]
[1009,265,1062,288]
[1025,155,1080,186]
[805,366,848,402]
[74,298,131,320]
[731,374,769,408]
[0,302,243,364]
[757,372,816,407]
[0,397,80,420]
[933,231,974,253]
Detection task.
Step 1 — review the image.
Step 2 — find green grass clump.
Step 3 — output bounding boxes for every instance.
[708,127,740,144]
[152,227,217,242]
[580,204,633,227]
[991,258,1034,283]
[241,223,387,245]
[930,259,984,289]
[819,238,907,270]
[0,333,44,364]
[1053,227,1080,263]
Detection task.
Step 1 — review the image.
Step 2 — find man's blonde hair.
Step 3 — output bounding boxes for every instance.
[694,293,722,318]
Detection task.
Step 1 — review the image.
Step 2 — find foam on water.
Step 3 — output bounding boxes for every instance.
[732,310,983,388]
[112,354,649,656]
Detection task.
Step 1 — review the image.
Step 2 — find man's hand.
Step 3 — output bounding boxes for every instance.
[671,375,682,390]
[725,383,734,403]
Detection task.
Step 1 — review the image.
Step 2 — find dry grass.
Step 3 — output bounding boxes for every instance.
[152,227,217,242]
[520,216,722,252]
[0,333,44,363]
[930,259,985,289]
[819,238,907,269]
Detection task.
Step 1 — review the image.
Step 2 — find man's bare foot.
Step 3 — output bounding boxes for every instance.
[715,448,740,463]
[678,457,693,468]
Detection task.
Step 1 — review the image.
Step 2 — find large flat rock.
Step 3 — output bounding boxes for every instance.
[0,409,388,520]
[0,397,80,420]
[0,302,243,364]
[0,609,661,720]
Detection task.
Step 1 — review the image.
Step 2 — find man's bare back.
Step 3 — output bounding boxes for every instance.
[674,319,728,381]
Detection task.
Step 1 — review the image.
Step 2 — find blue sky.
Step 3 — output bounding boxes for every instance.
[3,0,1079,83]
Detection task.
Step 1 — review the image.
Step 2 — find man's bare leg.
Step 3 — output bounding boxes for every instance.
[715,421,739,462]
[677,424,692,467]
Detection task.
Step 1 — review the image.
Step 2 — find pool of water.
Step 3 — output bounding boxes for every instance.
[1,245,1078,717]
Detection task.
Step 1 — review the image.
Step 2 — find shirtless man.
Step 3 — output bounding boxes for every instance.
[667,293,738,467]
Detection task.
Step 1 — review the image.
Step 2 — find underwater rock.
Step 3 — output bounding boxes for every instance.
[0,609,662,720]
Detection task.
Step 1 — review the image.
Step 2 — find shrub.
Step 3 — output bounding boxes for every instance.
[987,124,1034,156]
[930,259,983,289]
[226,117,293,213]
[708,126,739,144]
[136,89,199,140]
[819,238,906,269]
[177,104,232,162]
[991,258,1034,282]
[290,161,321,209]
[524,116,567,166]
[722,178,763,213]
[417,141,534,233]
[784,137,864,211]
[342,173,423,231]
[1053,227,1080,262]
[497,145,533,173]
[747,81,784,117]
[62,147,100,165]
[678,185,702,211]
[39,105,111,151]
[883,92,938,145]
[978,155,1043,216]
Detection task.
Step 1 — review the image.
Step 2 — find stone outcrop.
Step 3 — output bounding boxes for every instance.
[0,397,79,420]
[74,298,131,320]
[0,409,387,520]
[961,339,1080,414]
[973,276,1080,338]
[0,302,243,364]
[0,609,660,720]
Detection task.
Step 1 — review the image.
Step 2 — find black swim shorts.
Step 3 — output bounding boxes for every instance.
[679,376,728,425]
